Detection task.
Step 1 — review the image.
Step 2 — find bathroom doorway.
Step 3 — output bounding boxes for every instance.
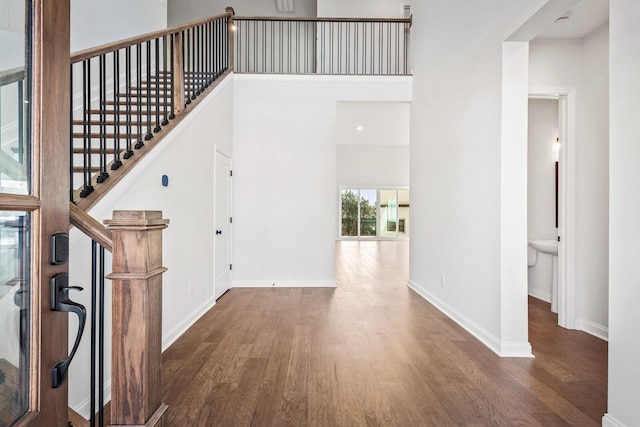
[528,91,575,329]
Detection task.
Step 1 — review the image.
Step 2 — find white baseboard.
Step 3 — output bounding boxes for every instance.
[603,414,627,427]
[578,318,609,341]
[527,288,551,303]
[233,280,336,288]
[408,279,534,358]
[72,380,112,420]
[162,296,216,351]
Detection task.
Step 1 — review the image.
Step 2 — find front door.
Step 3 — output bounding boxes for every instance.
[214,150,231,300]
[0,0,71,425]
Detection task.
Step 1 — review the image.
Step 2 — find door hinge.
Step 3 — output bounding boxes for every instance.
[230,217,233,224]
[229,264,233,271]
[230,170,233,177]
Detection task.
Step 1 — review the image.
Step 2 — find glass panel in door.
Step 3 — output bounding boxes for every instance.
[359,189,377,237]
[0,0,29,195]
[0,211,30,426]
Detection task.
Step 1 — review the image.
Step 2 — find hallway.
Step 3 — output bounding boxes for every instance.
[160,241,607,425]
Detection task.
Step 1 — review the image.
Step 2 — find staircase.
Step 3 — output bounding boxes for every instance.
[69,12,233,210]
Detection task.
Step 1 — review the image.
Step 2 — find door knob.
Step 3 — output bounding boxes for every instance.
[216,230,222,235]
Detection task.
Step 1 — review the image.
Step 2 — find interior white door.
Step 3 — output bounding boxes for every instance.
[214,151,231,300]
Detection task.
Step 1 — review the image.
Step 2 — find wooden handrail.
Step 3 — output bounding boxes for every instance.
[69,203,113,252]
[0,67,25,86]
[234,16,412,24]
[70,11,233,64]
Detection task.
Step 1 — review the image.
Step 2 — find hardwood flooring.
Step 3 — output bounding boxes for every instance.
[161,241,607,426]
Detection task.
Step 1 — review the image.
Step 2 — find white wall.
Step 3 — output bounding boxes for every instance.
[606,1,640,426]
[336,101,410,188]
[233,74,411,287]
[168,0,317,26]
[337,145,409,188]
[71,0,167,52]
[529,27,609,339]
[67,77,233,417]
[317,0,406,18]
[408,0,546,357]
[527,99,559,302]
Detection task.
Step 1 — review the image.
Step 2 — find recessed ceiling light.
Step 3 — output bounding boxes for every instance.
[356,126,364,131]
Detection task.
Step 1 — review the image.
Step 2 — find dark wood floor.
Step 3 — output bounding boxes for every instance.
[161,241,607,426]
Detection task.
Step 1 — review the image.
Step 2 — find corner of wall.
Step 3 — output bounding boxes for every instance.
[603,414,628,427]
[408,279,533,358]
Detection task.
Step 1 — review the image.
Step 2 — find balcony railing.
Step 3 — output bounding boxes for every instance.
[233,16,412,75]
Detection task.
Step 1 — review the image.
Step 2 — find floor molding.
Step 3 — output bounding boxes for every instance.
[162,296,216,351]
[408,279,533,358]
[528,288,551,303]
[578,318,609,341]
[603,414,627,427]
[233,280,336,288]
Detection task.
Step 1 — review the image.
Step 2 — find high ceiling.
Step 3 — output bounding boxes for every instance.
[537,0,609,38]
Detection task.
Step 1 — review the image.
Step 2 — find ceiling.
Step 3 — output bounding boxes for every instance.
[336,102,410,146]
[536,0,609,38]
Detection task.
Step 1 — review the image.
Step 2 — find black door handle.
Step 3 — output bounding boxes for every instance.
[50,273,86,388]
[216,230,222,235]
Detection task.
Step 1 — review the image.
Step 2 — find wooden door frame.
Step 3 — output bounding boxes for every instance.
[0,0,72,425]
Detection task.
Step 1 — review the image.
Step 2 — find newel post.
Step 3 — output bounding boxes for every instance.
[105,211,170,427]
[172,32,185,116]
[226,7,235,72]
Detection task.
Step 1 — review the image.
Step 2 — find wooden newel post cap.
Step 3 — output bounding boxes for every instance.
[226,6,235,15]
[104,210,169,229]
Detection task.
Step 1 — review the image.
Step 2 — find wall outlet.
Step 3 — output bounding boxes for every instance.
[440,274,445,287]
[188,281,193,295]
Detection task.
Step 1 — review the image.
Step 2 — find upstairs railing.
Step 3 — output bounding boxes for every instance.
[70,12,232,207]
[233,16,412,75]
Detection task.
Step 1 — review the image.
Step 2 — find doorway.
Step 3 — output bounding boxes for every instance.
[528,91,575,329]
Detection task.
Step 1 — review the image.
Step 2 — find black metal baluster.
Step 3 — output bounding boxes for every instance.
[162,36,169,126]
[112,50,122,170]
[287,21,291,73]
[379,22,383,75]
[266,20,270,72]
[124,46,134,158]
[355,22,359,74]
[194,25,201,96]
[135,43,144,149]
[185,29,191,105]
[97,54,108,183]
[145,40,153,140]
[98,244,105,427]
[154,38,161,133]
[257,20,261,73]
[90,240,97,427]
[80,59,94,197]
